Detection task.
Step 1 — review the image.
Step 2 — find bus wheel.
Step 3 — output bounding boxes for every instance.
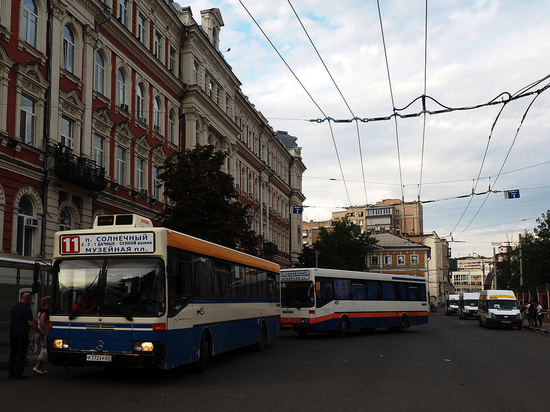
[297,330,307,338]
[192,333,210,374]
[396,315,409,333]
[336,317,349,338]
[253,323,267,352]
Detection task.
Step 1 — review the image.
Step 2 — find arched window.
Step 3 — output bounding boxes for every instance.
[63,25,75,73]
[117,69,126,105]
[60,207,72,231]
[168,110,175,143]
[94,51,105,94]
[22,0,38,47]
[17,196,35,256]
[136,84,145,120]
[153,97,160,131]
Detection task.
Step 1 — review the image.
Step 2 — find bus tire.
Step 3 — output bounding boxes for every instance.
[396,315,409,333]
[336,316,349,338]
[253,323,267,352]
[192,332,210,374]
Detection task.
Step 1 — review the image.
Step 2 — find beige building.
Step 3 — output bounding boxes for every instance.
[332,199,423,236]
[453,258,492,293]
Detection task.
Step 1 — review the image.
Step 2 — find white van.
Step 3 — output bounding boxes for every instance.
[458,292,479,319]
[478,290,521,329]
[445,294,460,316]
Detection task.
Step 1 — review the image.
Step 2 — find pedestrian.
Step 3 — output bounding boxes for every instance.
[535,301,543,328]
[30,296,51,374]
[8,292,44,380]
[528,299,536,328]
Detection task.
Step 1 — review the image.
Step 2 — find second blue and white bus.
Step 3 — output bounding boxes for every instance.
[280,268,428,337]
[48,214,280,372]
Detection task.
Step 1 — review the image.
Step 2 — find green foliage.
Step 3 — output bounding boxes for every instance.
[157,145,260,255]
[297,217,378,271]
[497,211,550,290]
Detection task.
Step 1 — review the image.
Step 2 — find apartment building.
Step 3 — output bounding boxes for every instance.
[453,258,491,293]
[332,199,423,236]
[0,1,305,321]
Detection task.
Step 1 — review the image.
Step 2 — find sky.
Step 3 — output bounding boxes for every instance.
[181,0,550,259]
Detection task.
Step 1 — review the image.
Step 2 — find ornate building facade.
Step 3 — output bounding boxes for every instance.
[0,1,305,321]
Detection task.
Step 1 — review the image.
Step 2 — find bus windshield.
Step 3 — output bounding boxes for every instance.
[281,281,314,308]
[53,257,165,319]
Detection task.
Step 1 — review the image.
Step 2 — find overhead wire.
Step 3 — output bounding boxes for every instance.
[238,0,353,207]
[287,0,369,205]
[418,0,429,201]
[376,0,405,205]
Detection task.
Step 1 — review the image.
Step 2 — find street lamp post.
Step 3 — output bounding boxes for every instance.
[314,249,320,269]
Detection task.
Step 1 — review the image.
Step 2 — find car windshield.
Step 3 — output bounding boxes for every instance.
[53,257,165,319]
[464,300,478,307]
[488,300,518,310]
[281,281,314,308]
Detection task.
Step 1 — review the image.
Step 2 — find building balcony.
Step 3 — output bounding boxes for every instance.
[54,147,106,191]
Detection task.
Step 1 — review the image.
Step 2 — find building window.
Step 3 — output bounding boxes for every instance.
[138,14,145,44]
[169,47,175,72]
[153,166,161,200]
[411,255,419,265]
[384,255,392,266]
[193,61,198,84]
[397,255,405,265]
[136,84,145,120]
[371,255,379,266]
[94,51,105,94]
[154,32,161,59]
[168,110,175,143]
[195,121,199,145]
[93,134,104,167]
[117,69,126,105]
[209,81,214,99]
[119,0,127,26]
[20,95,35,145]
[136,157,144,190]
[153,97,160,132]
[116,147,125,185]
[62,25,75,73]
[61,117,73,149]
[17,196,35,256]
[22,0,38,47]
[59,207,72,231]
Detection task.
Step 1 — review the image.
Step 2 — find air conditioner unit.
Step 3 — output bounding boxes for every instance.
[139,188,148,195]
[61,136,73,149]
[119,103,128,111]
[24,217,39,228]
[139,117,147,124]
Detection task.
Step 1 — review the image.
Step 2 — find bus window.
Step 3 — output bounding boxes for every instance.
[281,281,314,308]
[215,262,231,298]
[367,281,378,300]
[194,257,213,297]
[334,279,351,299]
[382,282,395,300]
[351,282,366,300]
[408,285,420,300]
[397,283,407,300]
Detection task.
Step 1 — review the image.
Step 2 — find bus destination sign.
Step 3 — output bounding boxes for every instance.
[60,232,155,255]
[280,270,310,281]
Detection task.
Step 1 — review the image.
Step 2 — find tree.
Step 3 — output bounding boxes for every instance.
[157,145,260,255]
[497,211,550,290]
[298,217,378,271]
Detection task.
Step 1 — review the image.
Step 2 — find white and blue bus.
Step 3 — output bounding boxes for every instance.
[48,214,280,371]
[280,268,428,337]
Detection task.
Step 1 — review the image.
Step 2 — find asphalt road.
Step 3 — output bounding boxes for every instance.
[2,312,549,412]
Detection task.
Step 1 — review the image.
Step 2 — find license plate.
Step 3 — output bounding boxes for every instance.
[502,320,511,324]
[281,324,293,328]
[86,354,112,362]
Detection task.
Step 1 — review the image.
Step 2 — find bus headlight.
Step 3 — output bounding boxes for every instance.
[133,341,154,352]
[53,339,70,349]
